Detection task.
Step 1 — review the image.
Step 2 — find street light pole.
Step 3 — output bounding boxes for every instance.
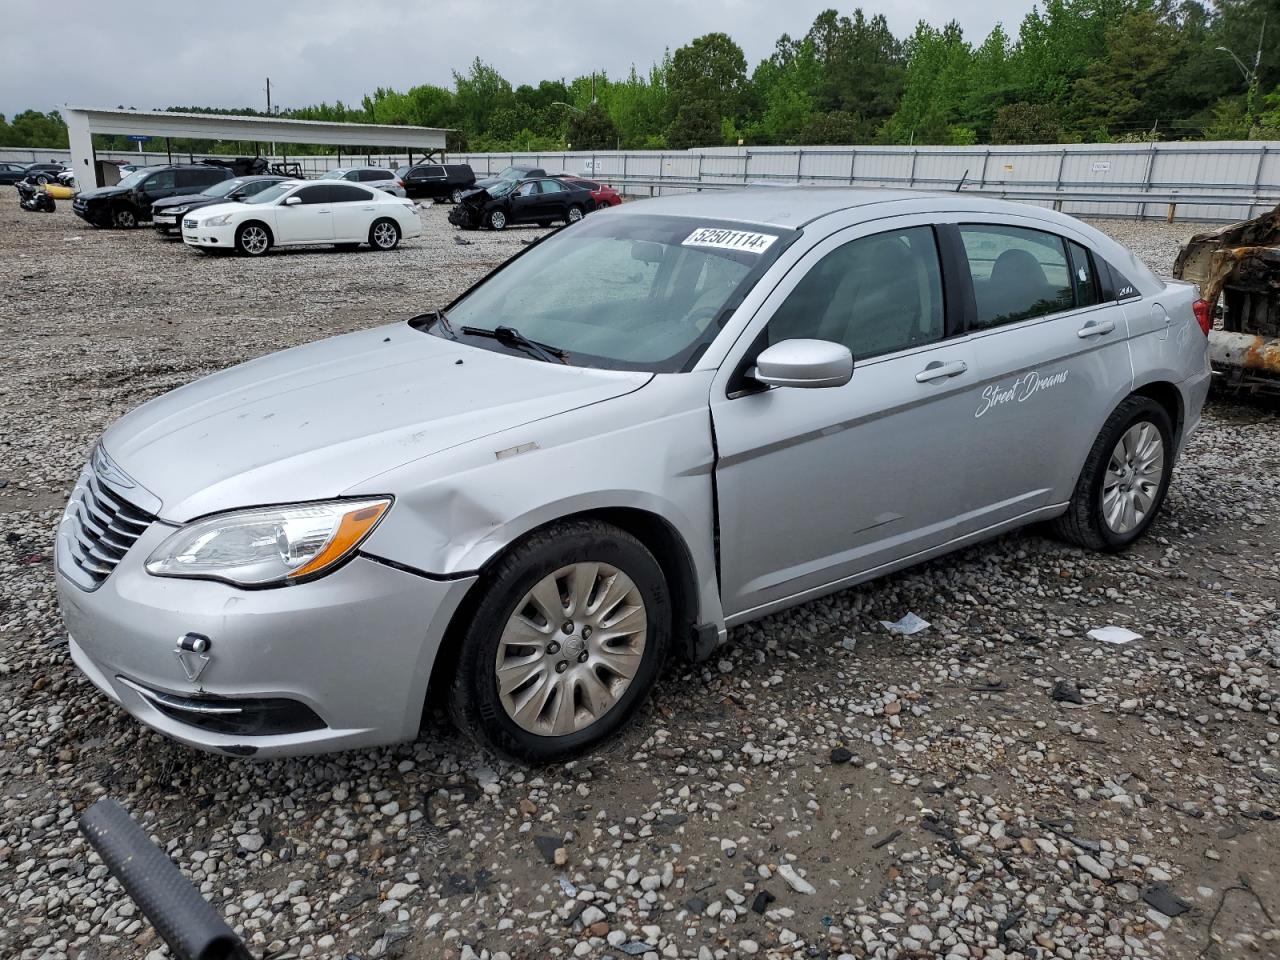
[1216,15,1268,133]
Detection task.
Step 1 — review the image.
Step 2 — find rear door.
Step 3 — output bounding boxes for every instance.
[275,184,334,243]
[950,219,1132,531]
[711,218,983,620]
[329,183,378,240]
[536,178,568,219]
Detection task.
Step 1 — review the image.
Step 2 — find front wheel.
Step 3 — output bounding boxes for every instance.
[113,207,138,229]
[449,519,671,762]
[566,204,584,224]
[235,222,272,257]
[487,209,507,230]
[369,218,400,250]
[1052,395,1174,552]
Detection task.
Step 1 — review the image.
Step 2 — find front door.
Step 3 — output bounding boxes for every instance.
[711,220,983,621]
[508,180,542,223]
[275,184,334,243]
[949,219,1134,533]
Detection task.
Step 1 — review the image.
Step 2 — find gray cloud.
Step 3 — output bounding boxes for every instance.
[2,0,1041,118]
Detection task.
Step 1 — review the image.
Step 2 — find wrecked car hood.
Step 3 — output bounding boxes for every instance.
[101,323,651,521]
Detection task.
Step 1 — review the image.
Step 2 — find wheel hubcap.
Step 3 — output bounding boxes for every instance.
[1102,421,1165,534]
[569,208,582,222]
[374,223,396,247]
[242,227,267,254]
[492,213,505,228]
[495,562,647,737]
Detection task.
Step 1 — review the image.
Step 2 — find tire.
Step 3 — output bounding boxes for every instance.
[235,221,272,257]
[35,174,49,185]
[566,204,584,224]
[451,188,464,204]
[487,209,507,230]
[1052,395,1174,552]
[448,519,671,762]
[112,207,138,229]
[369,218,400,250]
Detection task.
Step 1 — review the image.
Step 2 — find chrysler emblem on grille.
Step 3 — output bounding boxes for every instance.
[92,446,136,489]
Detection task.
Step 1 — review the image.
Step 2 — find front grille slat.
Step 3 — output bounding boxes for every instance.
[64,462,155,587]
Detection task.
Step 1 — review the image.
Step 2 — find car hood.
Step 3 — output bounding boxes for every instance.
[101,322,651,522]
[459,187,496,206]
[153,193,215,211]
[76,185,129,201]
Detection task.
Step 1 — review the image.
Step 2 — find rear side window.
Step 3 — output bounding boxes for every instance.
[767,226,945,360]
[360,169,393,181]
[1067,241,1099,307]
[294,185,331,204]
[959,225,1073,330]
[329,184,372,202]
[541,180,565,194]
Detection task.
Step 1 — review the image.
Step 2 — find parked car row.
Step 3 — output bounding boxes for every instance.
[0,160,70,185]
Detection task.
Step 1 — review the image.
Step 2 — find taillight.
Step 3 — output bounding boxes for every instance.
[1192,299,1212,336]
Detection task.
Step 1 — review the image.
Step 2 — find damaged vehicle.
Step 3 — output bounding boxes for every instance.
[1173,202,1280,394]
[57,189,1209,762]
[448,176,593,230]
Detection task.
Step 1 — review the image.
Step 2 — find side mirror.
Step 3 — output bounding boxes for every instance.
[284,195,302,206]
[751,339,853,389]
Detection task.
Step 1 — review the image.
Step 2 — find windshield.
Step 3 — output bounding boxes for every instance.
[430,215,795,372]
[204,178,246,198]
[116,170,149,189]
[395,166,410,177]
[487,180,516,198]
[243,183,296,205]
[320,169,347,180]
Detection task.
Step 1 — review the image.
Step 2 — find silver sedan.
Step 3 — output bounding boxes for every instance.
[56,188,1211,761]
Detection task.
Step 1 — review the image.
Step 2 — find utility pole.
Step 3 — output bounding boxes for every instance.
[1249,15,1267,133]
[265,77,276,158]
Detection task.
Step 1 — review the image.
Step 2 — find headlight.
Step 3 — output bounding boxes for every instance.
[145,498,391,586]
[169,205,189,214]
[204,213,235,226]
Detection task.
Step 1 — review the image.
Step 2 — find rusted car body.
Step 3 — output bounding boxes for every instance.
[1173,203,1280,392]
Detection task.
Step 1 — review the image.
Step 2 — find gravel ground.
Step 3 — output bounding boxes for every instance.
[1,195,1278,960]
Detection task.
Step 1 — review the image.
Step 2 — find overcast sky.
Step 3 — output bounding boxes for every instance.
[3,0,1041,119]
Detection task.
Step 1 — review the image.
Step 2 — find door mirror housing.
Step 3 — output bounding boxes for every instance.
[284,195,302,205]
[752,339,853,389]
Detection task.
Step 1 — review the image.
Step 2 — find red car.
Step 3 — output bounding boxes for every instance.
[562,177,621,211]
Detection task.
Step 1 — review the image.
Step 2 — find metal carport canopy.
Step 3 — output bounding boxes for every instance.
[63,106,450,188]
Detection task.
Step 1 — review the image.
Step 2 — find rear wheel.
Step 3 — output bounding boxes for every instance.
[487,209,507,230]
[112,207,138,229]
[370,218,400,250]
[451,188,464,203]
[448,519,671,762]
[235,222,272,257]
[1052,395,1174,552]
[566,204,584,224]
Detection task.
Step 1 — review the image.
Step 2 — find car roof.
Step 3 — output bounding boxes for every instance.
[606,186,1091,231]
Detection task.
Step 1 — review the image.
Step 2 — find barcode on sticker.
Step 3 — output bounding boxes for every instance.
[682,228,778,253]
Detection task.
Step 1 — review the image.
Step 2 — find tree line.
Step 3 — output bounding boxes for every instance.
[3,0,1278,156]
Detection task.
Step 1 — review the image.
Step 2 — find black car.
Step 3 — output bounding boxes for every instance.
[448,176,593,230]
[0,161,34,185]
[150,175,291,235]
[469,164,547,194]
[394,163,475,202]
[72,164,232,229]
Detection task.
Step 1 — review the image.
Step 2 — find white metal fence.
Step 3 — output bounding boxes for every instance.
[6,141,1279,221]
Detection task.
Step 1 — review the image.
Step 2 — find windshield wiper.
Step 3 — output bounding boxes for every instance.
[459,325,568,364]
[408,308,458,339]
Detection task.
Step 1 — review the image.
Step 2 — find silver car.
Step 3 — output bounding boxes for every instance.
[320,166,408,198]
[55,189,1211,761]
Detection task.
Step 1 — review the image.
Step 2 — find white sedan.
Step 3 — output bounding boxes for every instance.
[181,180,422,256]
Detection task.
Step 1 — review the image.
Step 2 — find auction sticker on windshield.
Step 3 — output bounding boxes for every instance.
[682,227,778,254]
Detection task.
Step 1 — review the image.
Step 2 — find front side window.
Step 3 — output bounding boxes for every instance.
[767,226,945,360]
[960,225,1074,330]
[431,215,794,372]
[516,182,540,197]
[143,171,176,191]
[292,185,331,205]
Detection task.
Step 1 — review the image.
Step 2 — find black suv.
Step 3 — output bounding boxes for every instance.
[394,163,475,202]
[72,165,232,229]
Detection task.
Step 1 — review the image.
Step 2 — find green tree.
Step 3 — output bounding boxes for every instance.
[568,102,619,149]
[880,21,972,143]
[453,59,514,139]
[667,33,749,125]
[666,100,723,149]
[1071,9,1183,136]
[990,102,1064,143]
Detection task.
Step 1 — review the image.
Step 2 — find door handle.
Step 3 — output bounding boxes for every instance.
[915,360,968,383]
[1077,319,1116,338]
[363,206,376,211]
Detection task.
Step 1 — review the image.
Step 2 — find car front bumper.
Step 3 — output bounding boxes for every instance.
[182,220,236,248]
[56,520,476,757]
[153,212,182,231]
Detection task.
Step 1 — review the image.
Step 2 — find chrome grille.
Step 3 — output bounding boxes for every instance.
[63,468,155,588]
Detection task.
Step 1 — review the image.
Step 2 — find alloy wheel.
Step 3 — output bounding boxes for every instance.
[239,225,269,255]
[490,211,506,230]
[372,221,398,249]
[494,562,648,737]
[1101,421,1165,534]
[567,206,583,223]
[115,209,136,228]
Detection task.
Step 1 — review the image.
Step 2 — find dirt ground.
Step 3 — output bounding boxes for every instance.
[0,193,1277,960]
